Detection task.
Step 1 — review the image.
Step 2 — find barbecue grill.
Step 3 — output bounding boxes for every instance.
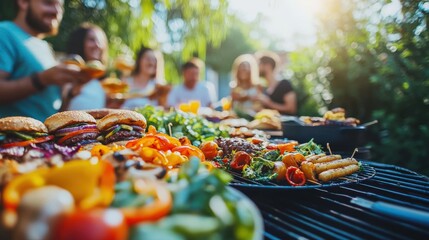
[231,161,429,240]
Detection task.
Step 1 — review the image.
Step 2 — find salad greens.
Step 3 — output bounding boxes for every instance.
[136,106,229,146]
[130,158,257,240]
[295,138,324,156]
[242,157,277,182]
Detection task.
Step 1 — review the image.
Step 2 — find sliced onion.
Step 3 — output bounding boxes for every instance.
[55,124,97,136]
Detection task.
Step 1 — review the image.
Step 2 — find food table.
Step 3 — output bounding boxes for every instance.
[238,161,429,239]
[1,107,428,240]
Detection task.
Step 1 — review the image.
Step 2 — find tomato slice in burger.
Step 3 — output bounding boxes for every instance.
[1,135,54,148]
[58,129,98,145]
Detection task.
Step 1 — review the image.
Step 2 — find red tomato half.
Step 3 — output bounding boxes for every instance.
[230,151,251,171]
[53,208,128,240]
[199,141,219,160]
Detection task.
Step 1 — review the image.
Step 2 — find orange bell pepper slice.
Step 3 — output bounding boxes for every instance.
[172,145,205,161]
[2,159,115,212]
[121,179,172,225]
[165,152,188,167]
[138,147,168,165]
[277,142,298,154]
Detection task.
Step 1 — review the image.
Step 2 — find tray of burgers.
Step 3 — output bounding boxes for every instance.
[0,110,263,240]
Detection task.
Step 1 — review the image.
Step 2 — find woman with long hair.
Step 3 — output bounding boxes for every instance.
[65,23,108,110]
[122,46,170,109]
[230,54,262,117]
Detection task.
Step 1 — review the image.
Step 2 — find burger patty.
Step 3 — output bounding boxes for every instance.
[104,130,142,144]
[62,132,99,146]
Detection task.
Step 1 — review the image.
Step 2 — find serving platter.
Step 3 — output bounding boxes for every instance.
[229,163,376,190]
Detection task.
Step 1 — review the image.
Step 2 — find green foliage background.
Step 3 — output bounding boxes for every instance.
[1,0,428,175]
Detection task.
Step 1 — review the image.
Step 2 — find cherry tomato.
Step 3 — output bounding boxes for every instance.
[53,208,128,240]
[273,161,286,181]
[230,151,251,171]
[286,166,306,186]
[199,141,219,160]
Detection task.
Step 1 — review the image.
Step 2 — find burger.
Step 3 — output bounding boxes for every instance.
[44,111,99,147]
[85,108,118,121]
[81,60,106,79]
[97,110,146,145]
[0,117,52,159]
[63,54,85,68]
[0,116,80,164]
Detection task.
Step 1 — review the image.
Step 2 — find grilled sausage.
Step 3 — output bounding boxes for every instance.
[314,158,358,174]
[305,153,326,162]
[311,154,341,163]
[318,164,360,182]
[300,161,317,181]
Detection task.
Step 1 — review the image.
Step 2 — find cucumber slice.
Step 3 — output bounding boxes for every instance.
[120,124,133,131]
[32,132,49,137]
[11,131,34,140]
[105,125,121,139]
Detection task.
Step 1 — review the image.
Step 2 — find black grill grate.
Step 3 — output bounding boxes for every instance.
[230,163,376,189]
[232,161,429,240]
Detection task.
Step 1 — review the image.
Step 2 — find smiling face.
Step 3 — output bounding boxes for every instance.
[138,50,157,78]
[183,66,199,90]
[25,0,64,35]
[83,28,107,62]
[237,62,251,87]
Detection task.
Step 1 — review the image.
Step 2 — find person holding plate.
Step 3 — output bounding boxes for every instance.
[64,23,108,110]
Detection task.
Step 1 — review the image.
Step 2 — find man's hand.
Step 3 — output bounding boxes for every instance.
[39,64,91,87]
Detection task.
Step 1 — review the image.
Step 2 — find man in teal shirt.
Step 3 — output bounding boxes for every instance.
[0,0,90,121]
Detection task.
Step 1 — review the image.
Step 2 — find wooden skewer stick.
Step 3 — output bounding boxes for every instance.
[327,143,333,155]
[308,179,321,185]
[350,148,358,159]
[168,123,173,137]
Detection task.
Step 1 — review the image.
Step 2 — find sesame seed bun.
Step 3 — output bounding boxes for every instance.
[0,116,48,133]
[97,110,146,131]
[85,109,118,120]
[44,111,97,133]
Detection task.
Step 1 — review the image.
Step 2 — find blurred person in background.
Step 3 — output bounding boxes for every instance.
[122,46,170,109]
[230,54,262,118]
[255,51,297,115]
[64,22,107,110]
[0,0,90,121]
[167,58,215,108]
